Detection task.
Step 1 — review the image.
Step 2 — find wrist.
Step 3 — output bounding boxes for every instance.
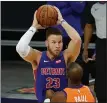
[32,23,38,30]
[59,19,66,25]
[29,26,37,33]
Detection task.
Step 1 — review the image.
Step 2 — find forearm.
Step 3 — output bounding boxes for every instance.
[61,20,81,42]
[16,26,36,57]
[84,24,93,51]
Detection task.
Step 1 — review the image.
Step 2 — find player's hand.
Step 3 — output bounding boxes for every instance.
[32,10,45,30]
[82,50,89,63]
[53,6,63,25]
[46,89,54,99]
[91,53,96,61]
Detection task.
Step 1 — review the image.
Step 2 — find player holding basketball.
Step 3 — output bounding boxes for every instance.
[50,62,96,103]
[16,6,81,102]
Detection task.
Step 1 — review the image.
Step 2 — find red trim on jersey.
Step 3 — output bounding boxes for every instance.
[33,69,37,93]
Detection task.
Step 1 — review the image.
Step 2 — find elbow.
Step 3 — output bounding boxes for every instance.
[72,33,82,46]
[16,43,23,53]
[16,43,20,53]
[16,43,24,57]
[76,34,82,42]
[75,37,82,46]
[78,37,82,44]
[16,42,30,57]
[16,42,24,54]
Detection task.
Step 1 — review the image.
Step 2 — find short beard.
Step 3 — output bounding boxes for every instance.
[47,45,58,58]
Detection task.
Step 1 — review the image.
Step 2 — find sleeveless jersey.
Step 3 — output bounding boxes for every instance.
[64,84,95,102]
[34,51,68,102]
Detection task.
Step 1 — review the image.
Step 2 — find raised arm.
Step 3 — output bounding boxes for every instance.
[53,7,81,62]
[62,20,81,62]
[16,11,44,64]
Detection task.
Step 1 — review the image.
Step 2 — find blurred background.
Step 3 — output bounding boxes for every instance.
[1,1,96,103]
[1,1,47,61]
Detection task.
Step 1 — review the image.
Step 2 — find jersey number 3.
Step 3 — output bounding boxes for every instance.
[46,77,60,88]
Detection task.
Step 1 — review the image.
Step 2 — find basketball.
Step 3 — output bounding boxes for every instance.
[36,5,58,27]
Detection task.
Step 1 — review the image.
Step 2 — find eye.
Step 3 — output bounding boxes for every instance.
[58,41,62,44]
[52,41,56,44]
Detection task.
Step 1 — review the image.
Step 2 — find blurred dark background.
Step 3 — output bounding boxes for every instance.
[1,1,47,61]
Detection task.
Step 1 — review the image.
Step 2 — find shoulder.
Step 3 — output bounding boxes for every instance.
[91,2,99,12]
[63,49,77,63]
[33,49,42,55]
[89,87,96,98]
[33,49,42,59]
[92,2,99,8]
[31,49,42,67]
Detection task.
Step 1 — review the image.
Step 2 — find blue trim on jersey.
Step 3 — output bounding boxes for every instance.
[62,90,67,97]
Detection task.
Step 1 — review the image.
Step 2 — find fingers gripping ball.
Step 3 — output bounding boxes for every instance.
[36,5,58,27]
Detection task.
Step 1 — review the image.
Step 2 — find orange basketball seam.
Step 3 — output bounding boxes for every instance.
[37,5,58,27]
[37,5,46,26]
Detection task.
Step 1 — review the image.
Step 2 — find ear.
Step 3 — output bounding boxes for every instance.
[45,40,48,47]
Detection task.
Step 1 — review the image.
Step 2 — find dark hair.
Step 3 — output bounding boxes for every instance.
[46,27,62,39]
[67,62,82,71]
[67,62,83,83]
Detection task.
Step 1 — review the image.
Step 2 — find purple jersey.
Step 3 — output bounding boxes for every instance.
[34,51,68,102]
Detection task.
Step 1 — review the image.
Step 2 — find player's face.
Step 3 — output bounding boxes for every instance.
[46,35,63,57]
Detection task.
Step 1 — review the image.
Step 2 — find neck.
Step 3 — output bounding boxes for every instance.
[69,81,81,87]
[46,51,56,60]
